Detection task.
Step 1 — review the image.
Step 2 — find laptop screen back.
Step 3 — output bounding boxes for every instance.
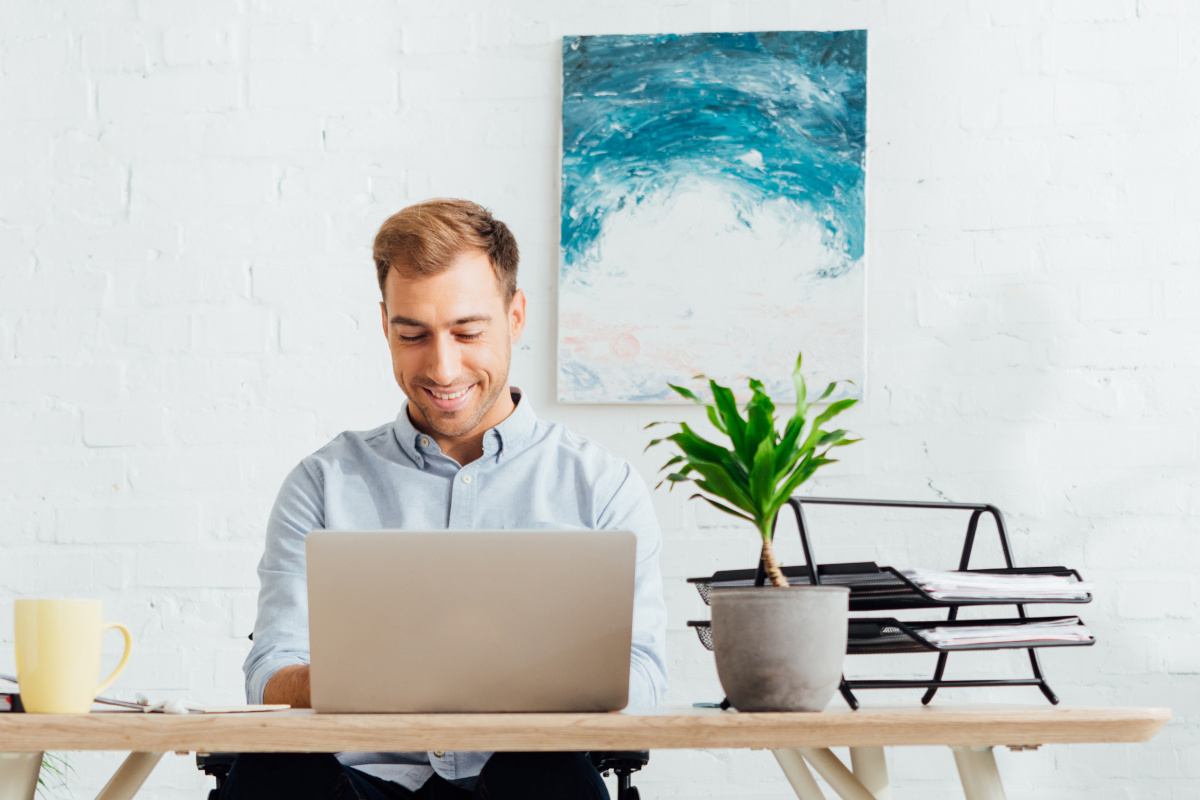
[306,530,636,713]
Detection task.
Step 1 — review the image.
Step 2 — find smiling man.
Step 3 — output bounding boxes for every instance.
[232,199,668,800]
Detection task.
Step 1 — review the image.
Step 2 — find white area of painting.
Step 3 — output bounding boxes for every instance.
[559,181,864,402]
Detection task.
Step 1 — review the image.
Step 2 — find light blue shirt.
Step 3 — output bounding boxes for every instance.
[243,389,668,791]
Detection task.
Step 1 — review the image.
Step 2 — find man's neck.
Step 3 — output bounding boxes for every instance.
[413,388,517,466]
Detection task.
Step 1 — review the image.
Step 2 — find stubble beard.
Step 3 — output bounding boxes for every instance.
[408,353,511,441]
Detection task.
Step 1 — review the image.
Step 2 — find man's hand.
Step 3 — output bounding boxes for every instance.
[264,664,311,708]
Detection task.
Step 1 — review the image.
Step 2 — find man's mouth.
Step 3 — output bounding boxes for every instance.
[422,384,475,411]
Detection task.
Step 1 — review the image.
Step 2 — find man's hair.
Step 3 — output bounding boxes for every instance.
[373,198,519,303]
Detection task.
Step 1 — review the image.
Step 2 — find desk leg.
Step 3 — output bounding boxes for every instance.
[94,752,165,800]
[849,747,890,799]
[797,749,878,800]
[773,749,826,799]
[952,746,1008,800]
[0,753,42,800]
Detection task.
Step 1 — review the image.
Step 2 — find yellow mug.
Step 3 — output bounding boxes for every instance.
[14,599,132,714]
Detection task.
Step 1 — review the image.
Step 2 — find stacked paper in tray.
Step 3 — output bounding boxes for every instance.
[920,616,1094,647]
[899,568,1093,601]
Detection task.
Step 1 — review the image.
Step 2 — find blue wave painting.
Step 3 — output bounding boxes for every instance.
[559,30,867,403]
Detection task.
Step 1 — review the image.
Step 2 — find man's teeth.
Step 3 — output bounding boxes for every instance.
[430,388,469,400]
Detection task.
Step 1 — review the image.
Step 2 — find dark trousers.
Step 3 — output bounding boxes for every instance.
[220,752,609,800]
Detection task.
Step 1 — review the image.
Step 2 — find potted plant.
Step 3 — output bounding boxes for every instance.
[647,351,860,711]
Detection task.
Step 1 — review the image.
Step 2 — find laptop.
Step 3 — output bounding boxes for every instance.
[306,530,637,713]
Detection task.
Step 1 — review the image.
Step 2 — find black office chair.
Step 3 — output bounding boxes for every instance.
[197,750,648,800]
[216,624,650,799]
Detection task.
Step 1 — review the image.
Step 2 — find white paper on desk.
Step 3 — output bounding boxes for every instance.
[919,617,1094,647]
[186,704,291,713]
[900,568,1093,601]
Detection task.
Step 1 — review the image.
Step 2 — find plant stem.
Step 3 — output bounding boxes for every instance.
[759,535,789,588]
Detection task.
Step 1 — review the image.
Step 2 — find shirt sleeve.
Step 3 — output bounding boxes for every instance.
[596,460,669,708]
[243,460,325,704]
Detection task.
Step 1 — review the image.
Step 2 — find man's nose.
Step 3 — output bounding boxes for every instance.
[426,334,462,386]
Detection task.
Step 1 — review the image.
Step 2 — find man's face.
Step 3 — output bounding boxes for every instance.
[380,249,525,443]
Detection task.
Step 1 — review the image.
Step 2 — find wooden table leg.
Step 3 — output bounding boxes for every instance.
[798,749,879,800]
[850,747,890,799]
[773,749,827,799]
[94,752,165,800]
[0,753,42,800]
[952,746,1008,800]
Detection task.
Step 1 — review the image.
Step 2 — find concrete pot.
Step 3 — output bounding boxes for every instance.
[710,586,850,712]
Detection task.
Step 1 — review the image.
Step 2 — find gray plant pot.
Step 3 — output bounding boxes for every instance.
[710,586,850,712]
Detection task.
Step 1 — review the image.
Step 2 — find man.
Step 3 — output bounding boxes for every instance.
[228,199,668,800]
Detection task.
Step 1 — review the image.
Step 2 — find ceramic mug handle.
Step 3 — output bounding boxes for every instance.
[95,623,133,697]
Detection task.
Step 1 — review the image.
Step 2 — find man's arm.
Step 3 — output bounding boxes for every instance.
[243,461,325,705]
[264,664,311,707]
[596,460,669,707]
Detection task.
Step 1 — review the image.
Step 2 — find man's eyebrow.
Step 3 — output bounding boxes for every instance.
[451,314,493,325]
[389,315,429,327]
[388,314,494,327]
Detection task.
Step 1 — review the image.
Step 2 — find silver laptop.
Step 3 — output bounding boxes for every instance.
[306,530,637,713]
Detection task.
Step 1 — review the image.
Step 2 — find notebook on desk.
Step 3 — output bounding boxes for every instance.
[305,530,637,713]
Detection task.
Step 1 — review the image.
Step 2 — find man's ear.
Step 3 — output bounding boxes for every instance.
[509,289,527,343]
[380,300,389,341]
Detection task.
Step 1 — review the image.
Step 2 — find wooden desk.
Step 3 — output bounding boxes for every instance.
[0,705,1170,800]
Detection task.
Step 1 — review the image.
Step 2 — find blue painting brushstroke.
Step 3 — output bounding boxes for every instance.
[561,30,866,285]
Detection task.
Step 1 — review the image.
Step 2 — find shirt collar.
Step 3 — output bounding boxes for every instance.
[392,387,536,468]
[487,387,536,458]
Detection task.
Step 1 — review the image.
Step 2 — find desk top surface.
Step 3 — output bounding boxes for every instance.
[0,704,1171,753]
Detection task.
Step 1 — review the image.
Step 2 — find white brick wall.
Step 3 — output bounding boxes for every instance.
[1,1,1197,797]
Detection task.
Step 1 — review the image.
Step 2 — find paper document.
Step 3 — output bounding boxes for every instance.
[188,704,291,713]
[919,616,1094,648]
[900,568,1092,601]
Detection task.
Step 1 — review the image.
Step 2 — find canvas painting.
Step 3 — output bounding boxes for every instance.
[558,30,867,403]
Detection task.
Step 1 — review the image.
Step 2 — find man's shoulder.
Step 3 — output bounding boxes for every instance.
[528,417,632,475]
[298,419,397,472]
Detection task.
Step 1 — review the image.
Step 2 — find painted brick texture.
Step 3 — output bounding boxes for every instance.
[1,1,1197,797]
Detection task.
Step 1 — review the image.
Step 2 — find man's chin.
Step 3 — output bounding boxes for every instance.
[412,400,483,439]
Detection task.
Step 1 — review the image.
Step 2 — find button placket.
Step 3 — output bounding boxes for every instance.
[448,466,476,528]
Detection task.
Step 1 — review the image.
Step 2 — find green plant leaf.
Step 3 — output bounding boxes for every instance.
[689,493,755,523]
[668,383,703,404]
[814,429,849,448]
[744,380,776,458]
[749,437,777,514]
[792,351,809,420]
[773,415,804,475]
[771,455,836,507]
[690,460,755,513]
[709,381,748,461]
[658,455,685,471]
[706,404,729,435]
[669,424,748,481]
[797,398,858,454]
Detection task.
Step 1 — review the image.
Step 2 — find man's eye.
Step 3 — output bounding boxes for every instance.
[398,334,425,343]
[457,332,484,341]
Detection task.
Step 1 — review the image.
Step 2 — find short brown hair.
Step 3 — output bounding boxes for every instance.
[373,198,519,303]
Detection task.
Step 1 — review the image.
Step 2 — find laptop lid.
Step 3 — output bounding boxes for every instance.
[306,530,637,713]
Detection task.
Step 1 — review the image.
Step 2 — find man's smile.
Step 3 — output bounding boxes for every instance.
[423,384,475,412]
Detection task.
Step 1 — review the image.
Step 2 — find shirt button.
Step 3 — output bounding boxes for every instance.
[420,437,430,447]
[462,475,472,484]
[433,751,445,758]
